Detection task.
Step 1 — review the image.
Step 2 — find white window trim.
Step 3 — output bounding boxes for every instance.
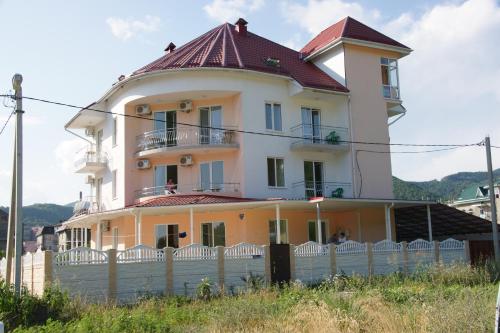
[152,110,178,131]
[265,102,283,132]
[381,57,400,100]
[267,157,286,188]
[198,105,224,125]
[269,219,289,244]
[200,221,225,247]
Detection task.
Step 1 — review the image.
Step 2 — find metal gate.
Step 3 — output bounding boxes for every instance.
[270,244,291,284]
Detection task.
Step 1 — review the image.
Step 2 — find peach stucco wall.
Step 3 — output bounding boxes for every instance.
[92,206,392,249]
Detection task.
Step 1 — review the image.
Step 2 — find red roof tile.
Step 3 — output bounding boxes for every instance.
[133,22,349,93]
[301,16,411,57]
[135,194,259,208]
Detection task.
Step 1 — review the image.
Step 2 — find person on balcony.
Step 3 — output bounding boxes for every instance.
[165,179,177,194]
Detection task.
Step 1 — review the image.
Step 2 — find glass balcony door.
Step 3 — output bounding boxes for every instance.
[154,165,178,195]
[154,111,177,147]
[200,106,222,144]
[200,161,224,191]
[301,107,321,143]
[304,161,323,197]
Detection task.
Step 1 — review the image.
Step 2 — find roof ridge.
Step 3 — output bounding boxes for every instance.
[225,24,244,68]
[200,24,226,66]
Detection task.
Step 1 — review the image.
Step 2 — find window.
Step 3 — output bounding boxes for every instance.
[155,224,179,248]
[112,227,118,249]
[308,221,327,244]
[200,161,224,191]
[301,107,321,142]
[154,165,178,194]
[381,58,400,99]
[201,222,225,247]
[112,118,117,146]
[112,170,117,199]
[200,106,222,144]
[267,158,285,187]
[154,111,177,146]
[304,161,323,197]
[265,103,282,131]
[269,220,288,244]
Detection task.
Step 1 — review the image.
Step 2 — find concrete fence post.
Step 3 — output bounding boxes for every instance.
[463,240,471,264]
[263,245,271,286]
[217,246,225,290]
[401,241,409,274]
[43,251,53,291]
[367,243,374,277]
[107,249,117,302]
[289,245,296,281]
[164,247,174,296]
[30,253,34,294]
[433,240,440,263]
[329,244,337,276]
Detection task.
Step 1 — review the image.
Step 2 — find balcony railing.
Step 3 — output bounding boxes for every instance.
[292,181,353,199]
[290,124,349,151]
[136,126,238,153]
[73,196,101,216]
[74,146,108,173]
[135,182,241,199]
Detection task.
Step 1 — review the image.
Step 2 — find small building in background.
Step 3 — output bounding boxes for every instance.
[449,184,500,221]
[35,226,58,251]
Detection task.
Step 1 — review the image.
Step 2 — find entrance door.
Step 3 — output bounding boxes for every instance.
[270,244,291,284]
[304,161,323,197]
[154,165,178,194]
[301,107,321,143]
[154,111,177,146]
[200,106,222,144]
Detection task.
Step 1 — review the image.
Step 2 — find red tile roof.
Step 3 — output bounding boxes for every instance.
[135,194,259,208]
[133,22,349,93]
[301,16,411,57]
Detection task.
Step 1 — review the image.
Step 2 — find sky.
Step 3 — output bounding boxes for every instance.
[0,0,499,205]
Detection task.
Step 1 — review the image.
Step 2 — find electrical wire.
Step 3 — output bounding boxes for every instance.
[0,110,15,136]
[19,95,480,148]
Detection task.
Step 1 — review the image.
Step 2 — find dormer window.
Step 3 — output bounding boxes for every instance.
[381,58,400,99]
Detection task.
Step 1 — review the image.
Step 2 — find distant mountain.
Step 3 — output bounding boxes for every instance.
[394,168,500,201]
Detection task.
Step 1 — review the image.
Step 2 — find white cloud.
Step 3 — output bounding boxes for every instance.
[54,139,87,175]
[106,15,161,41]
[281,0,380,35]
[204,0,265,23]
[280,33,303,50]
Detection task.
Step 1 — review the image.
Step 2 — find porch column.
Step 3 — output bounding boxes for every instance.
[83,227,87,247]
[96,221,102,250]
[316,202,322,244]
[384,204,392,241]
[190,207,194,244]
[134,211,142,245]
[70,228,74,249]
[427,204,433,242]
[275,204,281,244]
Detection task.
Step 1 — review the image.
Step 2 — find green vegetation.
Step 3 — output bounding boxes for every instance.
[5,263,499,333]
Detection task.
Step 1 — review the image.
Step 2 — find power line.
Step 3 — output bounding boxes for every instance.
[0,110,15,136]
[356,146,470,154]
[18,95,480,148]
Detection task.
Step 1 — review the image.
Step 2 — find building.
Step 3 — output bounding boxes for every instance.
[450,183,500,221]
[35,226,59,252]
[63,17,425,251]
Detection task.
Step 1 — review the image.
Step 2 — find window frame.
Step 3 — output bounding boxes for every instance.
[267,157,285,188]
[268,219,288,244]
[380,57,400,100]
[199,160,224,191]
[154,224,179,249]
[307,220,329,244]
[265,102,283,132]
[201,222,226,247]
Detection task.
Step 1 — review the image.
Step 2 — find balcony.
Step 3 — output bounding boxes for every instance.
[73,196,101,217]
[290,124,349,152]
[136,126,239,157]
[135,182,241,200]
[74,146,108,173]
[292,181,353,199]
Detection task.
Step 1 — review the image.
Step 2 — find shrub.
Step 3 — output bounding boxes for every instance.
[196,277,212,301]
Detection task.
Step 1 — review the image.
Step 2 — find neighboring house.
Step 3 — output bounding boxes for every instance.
[0,210,7,253]
[450,184,500,221]
[35,226,58,251]
[63,17,422,251]
[55,224,90,251]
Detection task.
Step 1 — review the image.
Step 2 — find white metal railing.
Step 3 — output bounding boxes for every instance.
[54,247,108,266]
[117,245,165,263]
[439,238,465,251]
[73,196,101,216]
[224,243,264,259]
[291,181,352,199]
[290,124,349,147]
[136,126,238,152]
[295,241,329,257]
[173,243,217,260]
[135,182,241,199]
[74,145,108,170]
[373,240,402,253]
[407,239,434,252]
[336,240,367,254]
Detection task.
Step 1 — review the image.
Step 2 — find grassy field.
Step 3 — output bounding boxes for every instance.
[3,263,498,333]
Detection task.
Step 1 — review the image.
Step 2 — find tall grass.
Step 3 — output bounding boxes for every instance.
[6,262,500,333]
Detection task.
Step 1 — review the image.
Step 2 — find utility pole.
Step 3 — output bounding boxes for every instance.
[12,74,23,295]
[4,137,16,285]
[485,136,500,263]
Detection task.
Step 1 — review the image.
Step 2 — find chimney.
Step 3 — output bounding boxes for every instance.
[164,42,176,53]
[235,18,248,36]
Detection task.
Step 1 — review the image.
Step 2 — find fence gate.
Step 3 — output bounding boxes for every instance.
[469,240,494,264]
[270,244,291,284]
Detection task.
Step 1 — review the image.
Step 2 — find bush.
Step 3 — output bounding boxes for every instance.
[196,277,212,301]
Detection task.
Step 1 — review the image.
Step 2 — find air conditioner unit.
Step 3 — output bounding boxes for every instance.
[178,100,192,113]
[101,220,110,232]
[179,154,193,166]
[84,127,95,137]
[136,159,151,169]
[135,104,151,116]
[85,175,95,184]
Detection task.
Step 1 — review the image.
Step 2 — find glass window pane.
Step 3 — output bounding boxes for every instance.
[280,220,288,243]
[308,221,316,242]
[268,220,277,244]
[389,66,399,88]
[213,222,225,246]
[212,161,224,189]
[202,223,211,246]
[381,65,389,85]
[155,225,167,249]
[199,108,210,144]
[200,163,210,190]
[381,57,389,65]
[265,103,273,130]
[155,166,166,193]
[276,158,285,187]
[154,112,166,131]
[267,158,276,187]
[321,222,326,244]
[273,104,282,131]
